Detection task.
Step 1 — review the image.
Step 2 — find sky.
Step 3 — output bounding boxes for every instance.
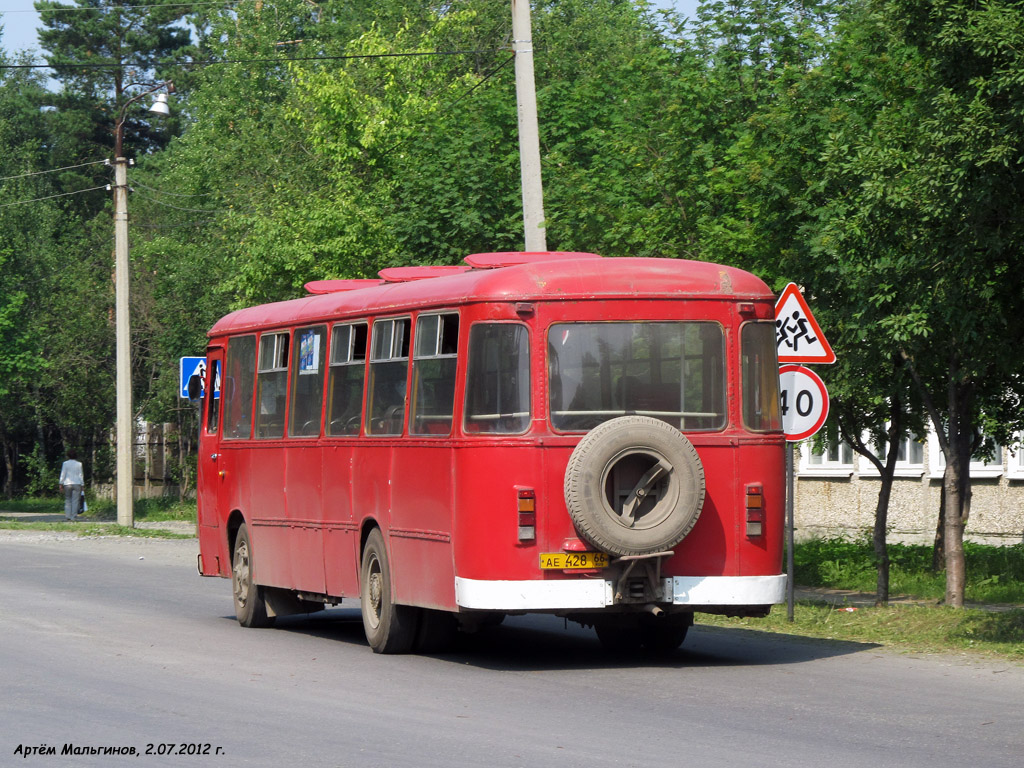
[1,1,702,56]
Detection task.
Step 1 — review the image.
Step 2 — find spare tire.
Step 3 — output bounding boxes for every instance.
[563,416,705,556]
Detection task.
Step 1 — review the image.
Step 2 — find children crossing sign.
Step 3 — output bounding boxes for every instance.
[774,283,835,364]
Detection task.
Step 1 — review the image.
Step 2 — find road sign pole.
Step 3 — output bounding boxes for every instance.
[786,442,795,622]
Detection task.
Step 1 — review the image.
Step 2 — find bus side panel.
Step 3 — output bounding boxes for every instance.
[454,444,546,582]
[322,444,359,597]
[283,443,327,593]
[388,444,456,609]
[244,446,294,589]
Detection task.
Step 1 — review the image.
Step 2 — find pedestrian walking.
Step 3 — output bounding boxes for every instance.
[58,449,85,521]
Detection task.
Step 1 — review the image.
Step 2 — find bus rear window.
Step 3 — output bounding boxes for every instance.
[465,324,530,434]
[741,321,781,432]
[548,322,726,432]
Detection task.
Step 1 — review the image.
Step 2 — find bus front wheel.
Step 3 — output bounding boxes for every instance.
[232,522,274,628]
[360,529,417,654]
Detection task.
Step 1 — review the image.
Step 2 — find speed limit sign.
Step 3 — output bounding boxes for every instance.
[779,364,829,441]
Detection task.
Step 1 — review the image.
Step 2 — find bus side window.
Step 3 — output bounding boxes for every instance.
[741,321,781,432]
[367,318,410,436]
[464,324,530,434]
[255,333,289,439]
[205,360,221,434]
[411,313,459,435]
[222,336,256,440]
[326,323,367,436]
[288,326,327,438]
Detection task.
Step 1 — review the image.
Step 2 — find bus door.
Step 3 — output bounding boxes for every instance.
[197,347,225,576]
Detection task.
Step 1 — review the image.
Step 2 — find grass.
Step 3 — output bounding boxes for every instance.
[700,603,1024,661]
[795,537,1024,605]
[0,494,195,538]
[699,535,1024,662]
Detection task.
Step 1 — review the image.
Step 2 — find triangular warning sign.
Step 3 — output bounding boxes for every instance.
[774,283,836,364]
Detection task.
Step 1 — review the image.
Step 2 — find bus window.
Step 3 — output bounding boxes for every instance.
[741,321,781,432]
[256,332,289,439]
[411,313,459,435]
[205,360,221,434]
[464,324,530,434]
[367,318,410,435]
[326,323,367,436]
[288,325,327,437]
[548,322,726,433]
[222,336,256,440]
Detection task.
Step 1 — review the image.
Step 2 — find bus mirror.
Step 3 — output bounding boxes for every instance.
[187,374,203,401]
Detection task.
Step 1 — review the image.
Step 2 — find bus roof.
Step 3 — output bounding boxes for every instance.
[209,254,774,337]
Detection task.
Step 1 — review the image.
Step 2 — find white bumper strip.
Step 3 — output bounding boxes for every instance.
[454,574,787,611]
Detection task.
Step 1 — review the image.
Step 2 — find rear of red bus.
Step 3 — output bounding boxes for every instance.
[448,257,785,649]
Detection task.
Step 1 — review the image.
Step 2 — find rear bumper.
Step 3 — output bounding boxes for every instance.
[455,574,787,611]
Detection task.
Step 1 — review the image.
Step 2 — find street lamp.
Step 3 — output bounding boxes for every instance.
[111,81,172,528]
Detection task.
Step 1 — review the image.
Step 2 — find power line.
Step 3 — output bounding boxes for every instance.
[131,180,218,198]
[0,185,108,208]
[0,159,107,182]
[0,48,504,71]
[1,1,237,14]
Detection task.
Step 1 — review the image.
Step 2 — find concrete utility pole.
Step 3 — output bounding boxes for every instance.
[111,83,171,528]
[511,0,547,252]
[113,155,133,528]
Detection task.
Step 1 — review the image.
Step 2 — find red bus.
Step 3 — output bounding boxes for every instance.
[194,252,784,653]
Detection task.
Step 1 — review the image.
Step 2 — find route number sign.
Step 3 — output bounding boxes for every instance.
[779,364,829,441]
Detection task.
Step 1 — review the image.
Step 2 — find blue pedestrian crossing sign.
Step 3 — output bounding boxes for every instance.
[180,356,207,399]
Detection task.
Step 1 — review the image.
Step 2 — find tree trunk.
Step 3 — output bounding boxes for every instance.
[932,484,945,572]
[943,461,967,607]
[873,473,893,606]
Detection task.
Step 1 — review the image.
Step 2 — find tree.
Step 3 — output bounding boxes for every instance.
[802,0,1024,606]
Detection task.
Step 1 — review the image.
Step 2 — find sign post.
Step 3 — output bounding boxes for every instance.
[775,284,834,621]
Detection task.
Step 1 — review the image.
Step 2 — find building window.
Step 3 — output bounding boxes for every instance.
[928,431,1003,479]
[858,433,926,478]
[799,441,855,477]
[1008,436,1024,480]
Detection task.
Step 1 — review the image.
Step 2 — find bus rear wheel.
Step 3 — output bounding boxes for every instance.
[360,529,417,654]
[232,522,274,628]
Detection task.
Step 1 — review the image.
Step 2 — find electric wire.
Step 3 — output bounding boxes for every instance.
[0,49,504,71]
[2,1,238,14]
[0,185,108,208]
[0,159,107,182]
[130,180,219,198]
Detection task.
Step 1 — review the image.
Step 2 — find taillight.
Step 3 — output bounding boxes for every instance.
[745,483,764,537]
[517,488,536,542]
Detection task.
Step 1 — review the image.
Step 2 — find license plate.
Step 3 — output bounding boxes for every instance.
[539,552,610,570]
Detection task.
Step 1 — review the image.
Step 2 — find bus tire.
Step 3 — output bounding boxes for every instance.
[564,416,705,556]
[232,522,275,628]
[360,529,417,654]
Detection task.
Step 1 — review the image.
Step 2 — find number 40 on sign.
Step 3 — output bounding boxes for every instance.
[778,364,829,442]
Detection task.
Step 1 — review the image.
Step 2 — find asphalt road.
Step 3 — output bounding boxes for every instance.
[1,532,1021,768]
